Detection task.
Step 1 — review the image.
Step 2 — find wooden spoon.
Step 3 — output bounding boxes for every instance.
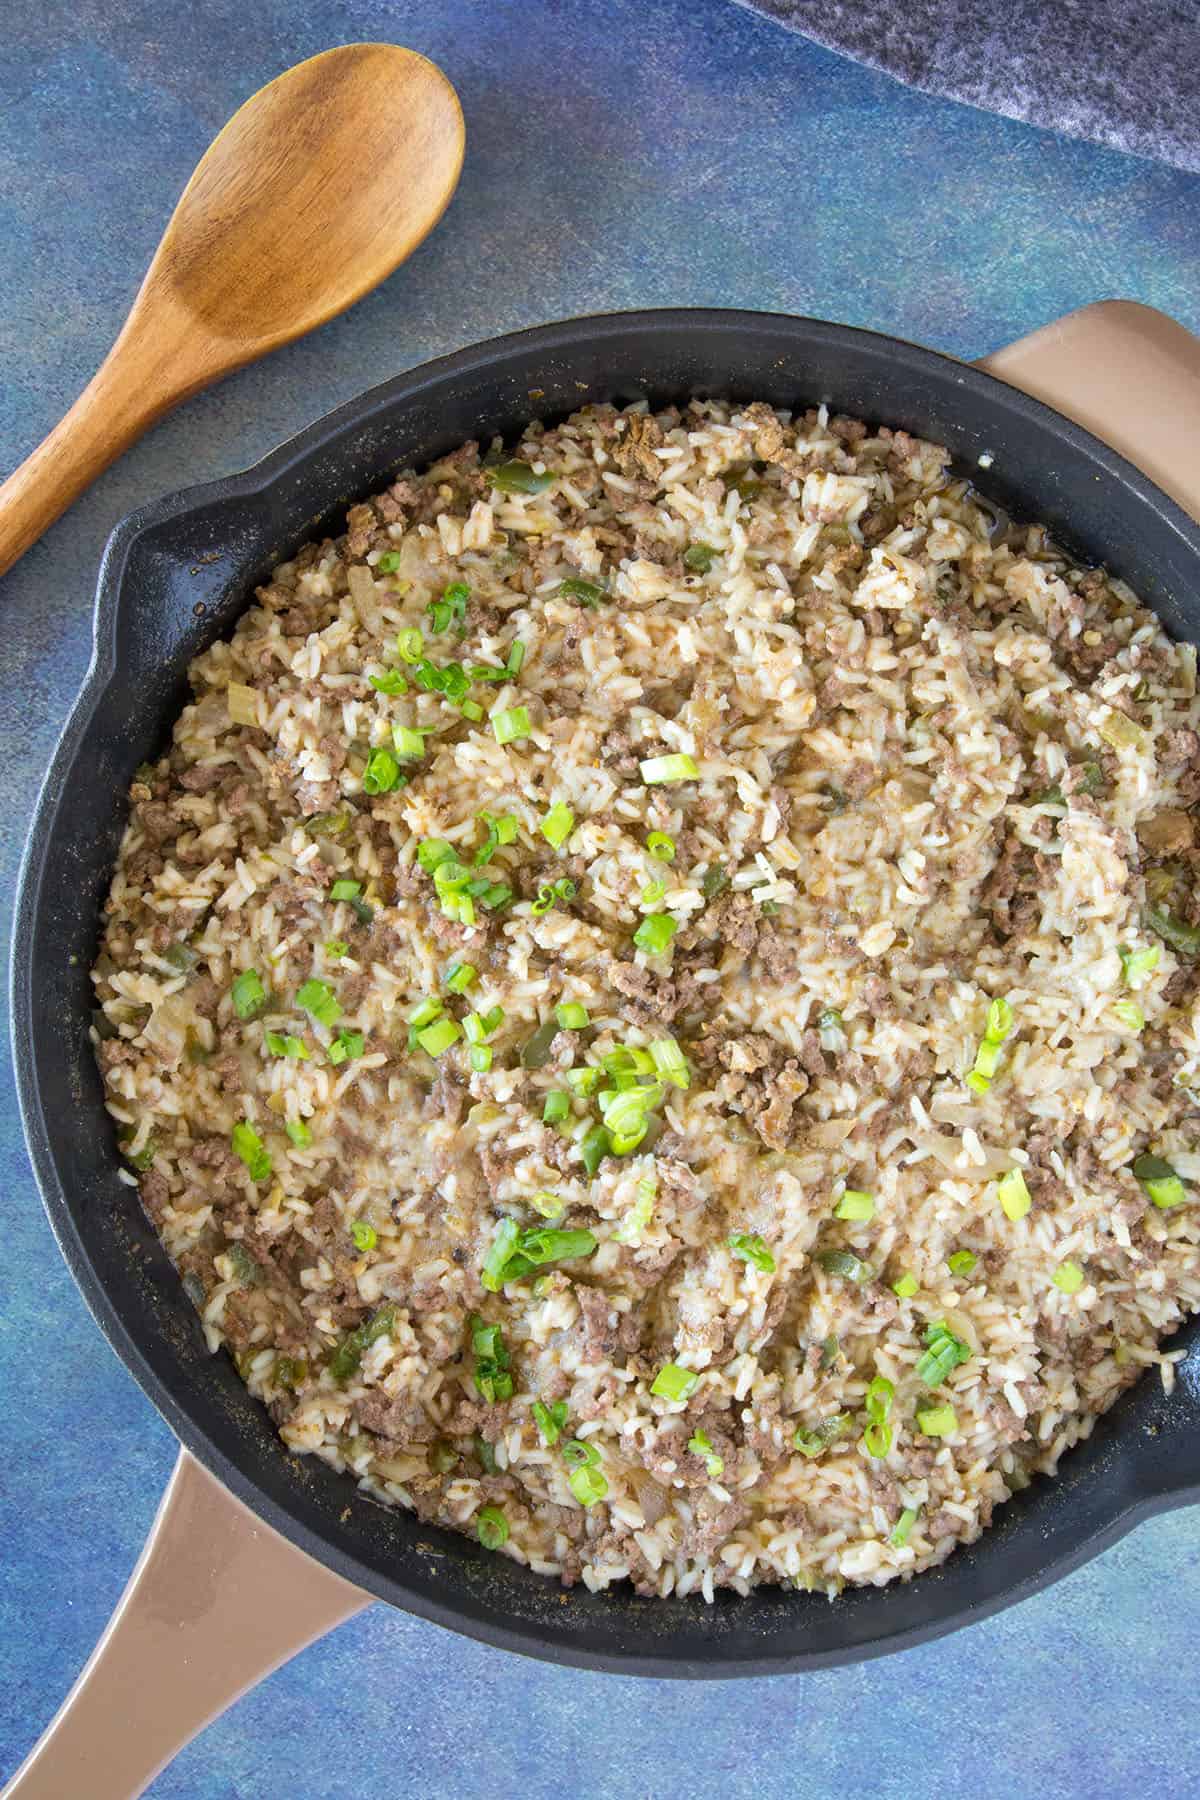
[0,44,464,578]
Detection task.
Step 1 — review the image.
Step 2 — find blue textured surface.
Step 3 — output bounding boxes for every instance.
[3,0,1200,1794]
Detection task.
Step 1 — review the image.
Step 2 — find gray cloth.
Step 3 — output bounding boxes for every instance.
[732,0,1200,173]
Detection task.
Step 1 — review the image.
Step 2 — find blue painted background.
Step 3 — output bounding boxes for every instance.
[3,0,1200,1794]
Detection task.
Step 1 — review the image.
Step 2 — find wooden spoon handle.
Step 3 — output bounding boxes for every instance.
[1,1450,369,1800]
[0,304,196,579]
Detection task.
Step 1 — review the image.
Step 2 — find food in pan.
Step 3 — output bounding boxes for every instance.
[92,399,1200,1599]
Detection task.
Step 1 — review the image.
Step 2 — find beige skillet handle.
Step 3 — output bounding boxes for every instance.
[977,298,1200,525]
[2,1450,369,1800]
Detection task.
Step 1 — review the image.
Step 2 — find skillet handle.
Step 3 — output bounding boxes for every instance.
[2,1450,369,1800]
[977,299,1200,525]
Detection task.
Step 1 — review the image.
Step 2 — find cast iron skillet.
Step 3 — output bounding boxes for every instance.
[13,309,1200,1676]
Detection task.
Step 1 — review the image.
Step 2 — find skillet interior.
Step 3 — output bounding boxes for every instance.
[13,309,1200,1675]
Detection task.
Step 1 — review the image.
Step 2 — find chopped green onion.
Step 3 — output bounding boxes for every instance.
[476,1505,508,1550]
[231,968,267,1020]
[893,1271,918,1299]
[285,1119,312,1147]
[614,1175,656,1244]
[543,1090,570,1125]
[470,1312,513,1403]
[329,879,361,902]
[1119,943,1161,989]
[565,1066,602,1098]
[528,1190,564,1219]
[890,1507,919,1548]
[324,940,349,960]
[835,1188,875,1222]
[329,1304,397,1383]
[555,1001,590,1030]
[947,1250,978,1276]
[568,1464,608,1507]
[540,802,575,848]
[863,1421,893,1458]
[266,1031,310,1060]
[640,753,699,785]
[1053,1260,1085,1293]
[815,1249,871,1282]
[408,996,443,1029]
[396,627,423,663]
[459,1009,488,1044]
[562,1437,600,1469]
[580,1122,611,1176]
[684,542,716,573]
[555,575,606,606]
[996,1168,1032,1221]
[468,1044,493,1073]
[687,1429,724,1479]
[633,913,677,955]
[392,724,426,760]
[533,1399,567,1445]
[650,1363,698,1402]
[817,1007,845,1052]
[351,1220,377,1252]
[369,667,408,695]
[519,1227,596,1270]
[432,857,471,895]
[1133,1152,1188,1209]
[492,706,531,746]
[967,995,1016,1094]
[728,1231,776,1274]
[417,1016,461,1058]
[1144,906,1200,957]
[915,1321,972,1387]
[986,997,1014,1040]
[297,978,341,1029]
[1114,999,1146,1030]
[600,1083,661,1148]
[481,1219,521,1294]
[701,864,729,900]
[417,837,455,873]
[506,639,526,677]
[445,961,478,995]
[648,1037,689,1089]
[491,459,555,494]
[915,1404,958,1437]
[376,551,403,573]
[327,1030,365,1065]
[482,1221,598,1289]
[363,747,404,795]
[794,1414,852,1457]
[865,1376,895,1422]
[231,1120,271,1182]
[641,880,668,906]
[646,831,676,862]
[459,697,484,722]
[427,582,470,635]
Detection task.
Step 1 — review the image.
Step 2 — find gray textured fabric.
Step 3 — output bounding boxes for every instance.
[732,0,1200,173]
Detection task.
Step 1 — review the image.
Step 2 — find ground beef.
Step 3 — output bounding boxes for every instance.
[353,1392,436,1447]
[572,1285,621,1363]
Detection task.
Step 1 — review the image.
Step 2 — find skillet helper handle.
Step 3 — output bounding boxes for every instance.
[977,298,1200,526]
[3,1450,368,1800]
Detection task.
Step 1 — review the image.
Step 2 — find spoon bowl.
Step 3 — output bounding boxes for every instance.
[0,43,465,576]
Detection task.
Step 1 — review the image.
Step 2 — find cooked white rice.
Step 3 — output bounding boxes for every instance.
[92,398,1200,1599]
